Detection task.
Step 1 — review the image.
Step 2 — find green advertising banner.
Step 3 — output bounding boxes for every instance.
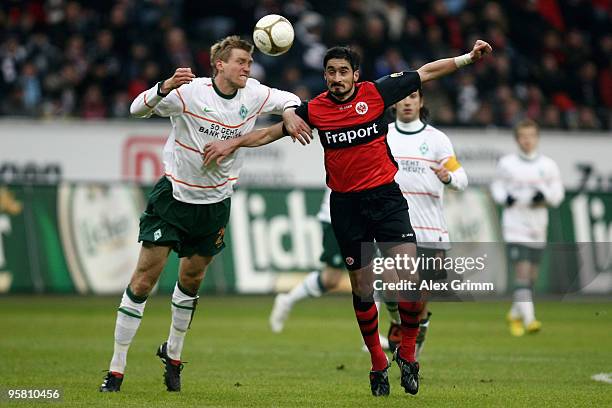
[548,192,612,294]
[0,183,610,295]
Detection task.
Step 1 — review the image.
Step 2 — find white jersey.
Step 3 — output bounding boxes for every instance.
[317,187,332,224]
[490,152,564,245]
[130,77,300,204]
[387,120,468,249]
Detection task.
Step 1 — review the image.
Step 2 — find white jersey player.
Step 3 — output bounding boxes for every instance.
[100,36,311,393]
[382,90,467,355]
[130,70,300,205]
[387,103,468,249]
[490,119,564,337]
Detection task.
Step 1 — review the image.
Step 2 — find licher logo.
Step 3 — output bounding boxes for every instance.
[58,184,143,295]
[355,102,368,115]
[215,227,226,248]
[239,104,248,119]
[345,257,354,266]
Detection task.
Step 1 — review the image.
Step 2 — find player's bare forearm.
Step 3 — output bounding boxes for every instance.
[129,67,195,118]
[417,58,458,84]
[238,122,311,146]
[162,68,195,93]
[282,109,312,144]
[417,40,492,83]
[203,123,285,166]
[239,123,285,147]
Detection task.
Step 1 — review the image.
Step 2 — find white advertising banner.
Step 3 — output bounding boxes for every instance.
[0,120,326,186]
[0,120,610,189]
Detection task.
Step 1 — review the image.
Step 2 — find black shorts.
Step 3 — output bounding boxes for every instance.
[418,247,448,281]
[330,182,416,271]
[507,243,544,264]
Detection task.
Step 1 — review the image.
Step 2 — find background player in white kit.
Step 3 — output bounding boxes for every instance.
[385,89,467,356]
[99,36,310,393]
[270,88,467,358]
[490,119,564,336]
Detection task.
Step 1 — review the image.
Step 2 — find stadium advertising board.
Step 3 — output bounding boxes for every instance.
[0,121,611,190]
[0,183,610,295]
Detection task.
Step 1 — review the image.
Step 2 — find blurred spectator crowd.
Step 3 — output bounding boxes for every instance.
[1,0,610,130]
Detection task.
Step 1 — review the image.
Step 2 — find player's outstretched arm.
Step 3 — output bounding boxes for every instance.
[416,40,492,84]
[203,122,290,166]
[282,108,313,142]
[129,67,195,117]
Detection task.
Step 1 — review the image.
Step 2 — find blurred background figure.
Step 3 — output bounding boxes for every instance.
[0,0,608,129]
[490,120,565,337]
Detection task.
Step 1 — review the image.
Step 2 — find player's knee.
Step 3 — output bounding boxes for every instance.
[349,273,373,297]
[322,268,343,289]
[180,266,207,282]
[129,277,155,296]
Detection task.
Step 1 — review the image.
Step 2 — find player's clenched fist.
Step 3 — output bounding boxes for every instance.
[469,40,492,61]
[160,68,195,94]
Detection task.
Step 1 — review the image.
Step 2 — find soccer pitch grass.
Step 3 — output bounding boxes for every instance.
[1,296,611,407]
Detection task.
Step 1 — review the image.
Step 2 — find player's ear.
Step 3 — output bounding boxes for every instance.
[215,58,224,74]
[353,69,359,82]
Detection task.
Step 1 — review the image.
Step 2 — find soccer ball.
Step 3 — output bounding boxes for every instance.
[253,15,294,56]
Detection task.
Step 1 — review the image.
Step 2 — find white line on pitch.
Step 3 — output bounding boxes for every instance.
[591,373,612,384]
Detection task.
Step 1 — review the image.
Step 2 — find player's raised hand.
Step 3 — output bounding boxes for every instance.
[203,139,239,166]
[469,40,493,61]
[282,108,313,145]
[161,68,195,94]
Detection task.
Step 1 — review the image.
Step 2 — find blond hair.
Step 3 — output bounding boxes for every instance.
[513,118,539,138]
[210,36,254,76]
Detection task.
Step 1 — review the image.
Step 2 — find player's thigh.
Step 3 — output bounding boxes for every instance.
[381,241,418,279]
[507,244,540,282]
[370,185,416,250]
[329,193,375,271]
[348,265,377,297]
[321,266,344,289]
[130,242,172,292]
[529,262,540,282]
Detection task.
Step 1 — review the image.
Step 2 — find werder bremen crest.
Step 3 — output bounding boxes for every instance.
[419,141,429,155]
[239,104,248,119]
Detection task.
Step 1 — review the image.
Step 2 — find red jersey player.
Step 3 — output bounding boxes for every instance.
[204,40,492,397]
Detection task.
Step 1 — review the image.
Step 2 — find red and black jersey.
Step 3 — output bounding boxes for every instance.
[295,71,421,193]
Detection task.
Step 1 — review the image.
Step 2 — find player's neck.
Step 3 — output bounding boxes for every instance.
[212,76,238,99]
[329,86,356,103]
[395,118,425,133]
[518,149,539,161]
